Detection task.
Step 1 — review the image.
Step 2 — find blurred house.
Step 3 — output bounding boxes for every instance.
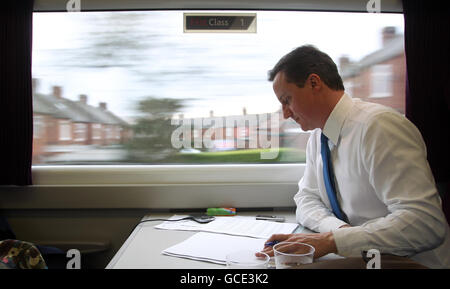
[278,117,310,151]
[339,26,406,113]
[184,108,280,151]
[275,27,406,153]
[32,80,132,163]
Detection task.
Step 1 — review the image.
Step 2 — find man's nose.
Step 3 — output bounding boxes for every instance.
[282,106,292,119]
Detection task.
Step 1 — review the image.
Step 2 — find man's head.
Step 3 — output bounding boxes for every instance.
[268,45,344,90]
[268,45,344,131]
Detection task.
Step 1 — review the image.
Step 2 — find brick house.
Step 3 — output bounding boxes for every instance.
[182,108,280,151]
[339,26,406,113]
[278,117,310,151]
[276,27,406,154]
[32,80,131,163]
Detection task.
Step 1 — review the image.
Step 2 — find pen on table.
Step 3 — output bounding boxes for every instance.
[264,240,279,247]
[255,215,286,222]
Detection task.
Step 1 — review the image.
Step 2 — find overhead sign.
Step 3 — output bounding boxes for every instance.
[184,13,257,33]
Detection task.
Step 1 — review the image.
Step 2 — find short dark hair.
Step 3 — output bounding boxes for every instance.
[268,45,344,91]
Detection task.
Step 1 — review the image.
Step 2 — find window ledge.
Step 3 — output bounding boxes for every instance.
[32,164,305,186]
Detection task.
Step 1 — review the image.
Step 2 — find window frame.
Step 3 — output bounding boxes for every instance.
[9,163,307,209]
[74,123,87,142]
[32,163,304,185]
[23,1,404,210]
[33,0,403,13]
[369,64,394,98]
[58,119,72,141]
[33,115,44,139]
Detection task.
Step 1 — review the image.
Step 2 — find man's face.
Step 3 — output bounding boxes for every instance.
[273,71,318,131]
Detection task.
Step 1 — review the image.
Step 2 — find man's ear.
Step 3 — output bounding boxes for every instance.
[308,74,321,89]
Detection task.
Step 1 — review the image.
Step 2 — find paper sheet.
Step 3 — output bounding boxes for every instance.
[153,215,299,239]
[162,232,267,264]
[162,232,344,266]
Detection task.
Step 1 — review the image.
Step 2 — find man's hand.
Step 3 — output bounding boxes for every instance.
[256,232,338,259]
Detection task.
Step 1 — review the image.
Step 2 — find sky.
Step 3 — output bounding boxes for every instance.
[32,10,404,122]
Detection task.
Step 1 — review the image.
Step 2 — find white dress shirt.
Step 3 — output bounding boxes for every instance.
[294,93,450,268]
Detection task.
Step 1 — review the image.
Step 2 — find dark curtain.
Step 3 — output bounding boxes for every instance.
[0,0,34,186]
[403,0,450,222]
[0,0,34,240]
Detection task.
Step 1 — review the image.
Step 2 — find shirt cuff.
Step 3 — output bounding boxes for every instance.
[332,226,367,257]
[318,216,348,233]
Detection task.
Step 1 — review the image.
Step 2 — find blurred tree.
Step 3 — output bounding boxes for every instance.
[125,97,186,162]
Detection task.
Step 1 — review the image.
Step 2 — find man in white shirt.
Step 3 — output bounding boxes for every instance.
[259,45,450,268]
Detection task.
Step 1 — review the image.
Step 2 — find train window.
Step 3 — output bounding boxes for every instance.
[32,10,404,165]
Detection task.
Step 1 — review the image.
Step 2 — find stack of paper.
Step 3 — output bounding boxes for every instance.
[162,232,267,264]
[153,215,301,265]
[154,215,299,239]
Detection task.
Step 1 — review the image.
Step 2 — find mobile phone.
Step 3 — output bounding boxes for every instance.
[255,215,285,222]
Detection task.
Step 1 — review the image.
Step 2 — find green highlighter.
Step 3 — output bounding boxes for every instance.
[206,208,236,216]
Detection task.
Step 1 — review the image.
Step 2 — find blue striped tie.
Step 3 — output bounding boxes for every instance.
[320,133,345,221]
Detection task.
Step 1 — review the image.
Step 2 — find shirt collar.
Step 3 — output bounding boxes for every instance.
[322,93,353,146]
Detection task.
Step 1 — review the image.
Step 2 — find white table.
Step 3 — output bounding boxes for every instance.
[106,210,308,269]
